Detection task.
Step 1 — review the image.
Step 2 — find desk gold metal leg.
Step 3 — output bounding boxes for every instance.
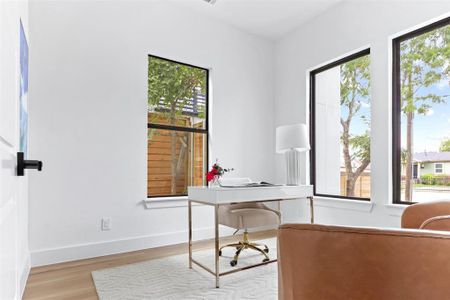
[188,200,192,269]
[214,204,220,288]
[309,197,314,224]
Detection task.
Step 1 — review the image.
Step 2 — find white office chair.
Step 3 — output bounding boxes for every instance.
[218,178,281,266]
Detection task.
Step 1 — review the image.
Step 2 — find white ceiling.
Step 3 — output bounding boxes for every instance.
[169,0,343,40]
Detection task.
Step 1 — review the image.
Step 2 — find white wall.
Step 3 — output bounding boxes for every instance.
[0,0,30,297]
[28,0,275,266]
[275,1,450,226]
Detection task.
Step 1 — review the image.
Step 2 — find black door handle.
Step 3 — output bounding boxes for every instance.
[17,152,43,176]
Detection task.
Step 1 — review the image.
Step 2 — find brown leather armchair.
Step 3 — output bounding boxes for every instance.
[278,201,450,300]
[402,200,450,230]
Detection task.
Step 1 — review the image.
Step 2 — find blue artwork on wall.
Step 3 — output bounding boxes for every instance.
[19,20,29,156]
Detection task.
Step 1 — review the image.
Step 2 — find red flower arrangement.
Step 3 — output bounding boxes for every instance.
[206,160,234,183]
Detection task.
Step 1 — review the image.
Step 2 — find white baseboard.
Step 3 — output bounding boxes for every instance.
[19,253,30,299]
[30,226,237,267]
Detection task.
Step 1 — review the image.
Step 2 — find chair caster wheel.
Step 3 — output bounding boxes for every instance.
[262,258,270,263]
[230,260,237,267]
[218,250,222,256]
[264,248,269,253]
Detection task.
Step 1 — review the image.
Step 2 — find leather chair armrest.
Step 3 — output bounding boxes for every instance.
[229,208,264,213]
[261,206,281,217]
[230,206,281,217]
[420,215,450,231]
[401,201,450,229]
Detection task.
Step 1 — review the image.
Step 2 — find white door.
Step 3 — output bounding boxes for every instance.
[0,1,30,299]
[0,141,20,300]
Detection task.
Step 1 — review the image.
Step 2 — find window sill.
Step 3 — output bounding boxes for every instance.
[313,196,374,212]
[143,196,203,209]
[385,204,407,217]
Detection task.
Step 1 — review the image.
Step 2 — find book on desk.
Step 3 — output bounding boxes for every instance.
[219,181,281,188]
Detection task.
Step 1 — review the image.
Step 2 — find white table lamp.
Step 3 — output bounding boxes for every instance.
[276,123,310,185]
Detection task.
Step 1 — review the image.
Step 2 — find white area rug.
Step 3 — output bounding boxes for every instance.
[92,238,277,300]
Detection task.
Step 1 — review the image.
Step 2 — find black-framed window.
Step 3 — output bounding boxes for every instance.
[147,55,208,198]
[392,17,450,204]
[310,49,371,200]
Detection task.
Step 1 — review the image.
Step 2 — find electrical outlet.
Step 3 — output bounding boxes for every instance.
[101,217,111,231]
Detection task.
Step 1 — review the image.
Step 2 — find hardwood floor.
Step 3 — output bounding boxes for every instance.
[23,230,277,300]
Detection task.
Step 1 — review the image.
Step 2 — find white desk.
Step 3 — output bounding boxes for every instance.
[187,185,314,288]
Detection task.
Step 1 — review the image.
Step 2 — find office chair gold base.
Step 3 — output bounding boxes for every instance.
[218,231,270,267]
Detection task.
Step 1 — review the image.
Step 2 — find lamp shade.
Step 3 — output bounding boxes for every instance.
[276,123,310,153]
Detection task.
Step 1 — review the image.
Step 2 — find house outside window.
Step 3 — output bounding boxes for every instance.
[147,55,208,198]
[392,17,450,203]
[310,49,371,200]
